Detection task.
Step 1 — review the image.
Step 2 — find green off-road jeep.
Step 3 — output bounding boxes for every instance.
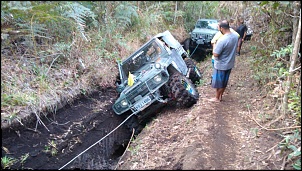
[113,30,202,132]
[184,19,219,52]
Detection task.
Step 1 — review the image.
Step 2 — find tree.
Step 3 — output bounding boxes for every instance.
[282,9,301,114]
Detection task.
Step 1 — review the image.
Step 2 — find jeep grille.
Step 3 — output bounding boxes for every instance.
[193,33,213,41]
[126,71,169,104]
[126,83,149,104]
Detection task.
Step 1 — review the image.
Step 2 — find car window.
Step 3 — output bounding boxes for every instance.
[196,20,218,30]
[121,40,162,81]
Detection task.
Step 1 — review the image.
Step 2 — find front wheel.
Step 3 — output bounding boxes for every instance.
[168,72,199,107]
[184,58,203,85]
[124,114,144,135]
[183,38,191,52]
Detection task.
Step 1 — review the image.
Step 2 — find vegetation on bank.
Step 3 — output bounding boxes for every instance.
[1,1,300,169]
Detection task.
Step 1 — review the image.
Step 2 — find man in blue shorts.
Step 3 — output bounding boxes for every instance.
[210,20,238,102]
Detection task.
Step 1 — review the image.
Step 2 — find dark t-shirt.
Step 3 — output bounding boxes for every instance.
[236,24,247,38]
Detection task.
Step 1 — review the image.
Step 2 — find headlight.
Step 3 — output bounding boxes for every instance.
[120,99,128,107]
[153,74,162,83]
[155,63,161,69]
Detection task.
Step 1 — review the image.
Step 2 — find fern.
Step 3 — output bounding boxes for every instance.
[60,2,98,42]
[15,23,48,37]
[5,1,33,11]
[114,2,138,30]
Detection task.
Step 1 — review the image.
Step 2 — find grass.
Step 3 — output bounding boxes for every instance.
[1,153,30,169]
[19,153,29,168]
[1,39,118,128]
[43,140,58,156]
[1,156,17,169]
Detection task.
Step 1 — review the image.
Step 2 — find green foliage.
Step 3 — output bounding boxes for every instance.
[1,156,17,169]
[270,44,293,58]
[249,43,297,93]
[249,52,275,87]
[1,1,99,49]
[181,1,219,31]
[53,42,72,59]
[279,130,301,170]
[60,2,98,42]
[288,90,301,123]
[269,44,300,121]
[293,159,301,170]
[19,153,29,165]
[149,2,184,25]
[1,153,30,169]
[127,136,141,156]
[257,1,294,47]
[43,140,58,156]
[114,2,138,31]
[1,92,37,107]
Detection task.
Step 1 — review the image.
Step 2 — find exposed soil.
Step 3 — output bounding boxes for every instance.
[2,88,132,169]
[1,42,293,170]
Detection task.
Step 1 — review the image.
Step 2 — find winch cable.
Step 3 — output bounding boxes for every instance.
[58,112,136,170]
[189,43,200,58]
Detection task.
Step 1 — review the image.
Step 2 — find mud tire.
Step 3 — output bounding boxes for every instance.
[184,58,203,84]
[183,38,191,52]
[115,74,121,85]
[124,114,143,135]
[168,72,199,107]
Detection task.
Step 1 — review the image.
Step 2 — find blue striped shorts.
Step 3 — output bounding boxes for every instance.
[211,68,232,88]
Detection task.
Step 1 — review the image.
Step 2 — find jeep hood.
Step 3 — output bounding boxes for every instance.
[154,30,180,49]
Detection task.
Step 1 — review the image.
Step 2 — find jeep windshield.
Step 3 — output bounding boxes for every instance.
[195,20,218,30]
[120,39,164,82]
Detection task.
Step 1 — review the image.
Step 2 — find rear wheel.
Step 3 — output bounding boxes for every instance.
[168,72,199,107]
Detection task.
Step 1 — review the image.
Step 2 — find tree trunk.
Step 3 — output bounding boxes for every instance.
[292,1,301,46]
[137,1,140,12]
[282,9,301,114]
[174,1,178,24]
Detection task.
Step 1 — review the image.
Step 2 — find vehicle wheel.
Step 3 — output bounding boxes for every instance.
[183,38,191,52]
[124,114,143,135]
[168,72,199,107]
[115,74,121,85]
[184,58,203,85]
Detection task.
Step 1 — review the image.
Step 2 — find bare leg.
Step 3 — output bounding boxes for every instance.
[237,38,242,54]
[220,87,226,101]
[208,88,221,102]
[215,88,220,101]
[216,88,224,101]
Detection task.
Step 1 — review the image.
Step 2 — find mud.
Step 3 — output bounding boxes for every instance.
[2,88,133,169]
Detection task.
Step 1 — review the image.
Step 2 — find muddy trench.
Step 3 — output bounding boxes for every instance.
[2,88,138,169]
